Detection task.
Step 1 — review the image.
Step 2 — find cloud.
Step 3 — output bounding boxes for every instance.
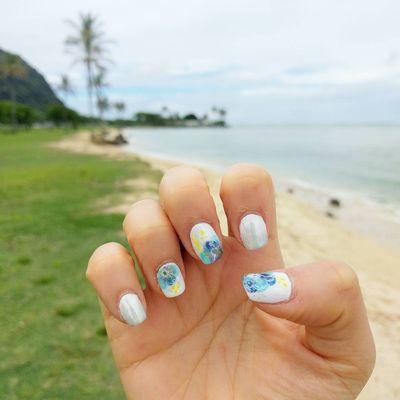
[241,86,324,98]
[166,60,232,77]
[1,0,399,123]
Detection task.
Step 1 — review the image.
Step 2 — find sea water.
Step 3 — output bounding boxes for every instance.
[124,125,400,247]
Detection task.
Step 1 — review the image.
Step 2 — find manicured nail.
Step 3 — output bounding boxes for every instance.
[239,214,268,250]
[118,293,146,326]
[190,222,223,265]
[157,262,185,298]
[242,272,292,303]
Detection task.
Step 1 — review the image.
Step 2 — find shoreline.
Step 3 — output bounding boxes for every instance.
[51,130,400,400]
[125,131,400,251]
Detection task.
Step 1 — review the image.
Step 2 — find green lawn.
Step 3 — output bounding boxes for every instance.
[0,129,162,399]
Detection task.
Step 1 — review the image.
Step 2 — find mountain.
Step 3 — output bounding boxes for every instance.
[0,48,62,111]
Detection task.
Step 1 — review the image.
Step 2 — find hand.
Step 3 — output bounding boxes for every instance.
[87,164,375,400]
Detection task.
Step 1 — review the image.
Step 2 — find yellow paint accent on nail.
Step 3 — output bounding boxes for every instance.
[171,282,180,293]
[192,237,203,252]
[277,275,288,287]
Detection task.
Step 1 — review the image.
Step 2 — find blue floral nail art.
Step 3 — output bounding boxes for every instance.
[157,262,185,298]
[242,271,292,303]
[242,272,276,293]
[190,223,223,265]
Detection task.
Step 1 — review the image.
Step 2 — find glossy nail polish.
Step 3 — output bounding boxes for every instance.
[242,271,292,303]
[157,262,185,298]
[119,293,146,326]
[190,222,223,265]
[239,214,268,250]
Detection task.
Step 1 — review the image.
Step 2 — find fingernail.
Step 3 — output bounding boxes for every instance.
[242,272,292,303]
[119,293,147,326]
[157,262,185,298]
[190,222,223,265]
[239,214,268,250]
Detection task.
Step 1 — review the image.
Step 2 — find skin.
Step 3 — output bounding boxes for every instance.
[87,164,375,400]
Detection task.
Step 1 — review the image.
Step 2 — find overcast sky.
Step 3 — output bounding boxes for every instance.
[1,0,400,124]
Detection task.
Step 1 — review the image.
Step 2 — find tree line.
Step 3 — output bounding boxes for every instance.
[0,12,227,129]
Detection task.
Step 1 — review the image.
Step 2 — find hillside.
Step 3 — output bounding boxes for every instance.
[0,48,62,110]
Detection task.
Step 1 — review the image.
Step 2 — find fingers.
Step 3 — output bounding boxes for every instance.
[220,163,277,251]
[123,199,185,298]
[242,261,375,371]
[86,242,147,326]
[159,166,223,265]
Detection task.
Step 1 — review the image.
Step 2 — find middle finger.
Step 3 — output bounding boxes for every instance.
[159,166,223,265]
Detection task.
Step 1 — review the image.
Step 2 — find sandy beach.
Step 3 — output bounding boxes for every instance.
[52,131,400,400]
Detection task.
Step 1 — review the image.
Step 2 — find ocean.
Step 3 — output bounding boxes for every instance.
[124,125,400,247]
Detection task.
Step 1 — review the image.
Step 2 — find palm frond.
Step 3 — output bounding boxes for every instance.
[65,36,81,46]
[64,11,114,116]
[64,19,80,31]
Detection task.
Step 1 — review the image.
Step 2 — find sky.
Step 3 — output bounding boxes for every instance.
[1,0,400,124]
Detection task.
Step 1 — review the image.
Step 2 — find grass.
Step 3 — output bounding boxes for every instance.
[0,129,162,399]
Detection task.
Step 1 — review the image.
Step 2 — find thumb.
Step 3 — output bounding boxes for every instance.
[242,261,375,371]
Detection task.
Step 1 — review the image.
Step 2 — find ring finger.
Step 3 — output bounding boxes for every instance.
[123,199,186,298]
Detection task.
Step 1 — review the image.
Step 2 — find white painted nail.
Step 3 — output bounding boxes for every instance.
[190,222,223,265]
[242,272,292,303]
[118,293,146,326]
[157,262,185,298]
[239,214,268,250]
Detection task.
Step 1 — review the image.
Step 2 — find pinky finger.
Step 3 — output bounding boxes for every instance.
[86,242,147,327]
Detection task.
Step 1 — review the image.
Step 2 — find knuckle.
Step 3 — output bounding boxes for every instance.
[159,168,209,209]
[323,260,359,294]
[160,166,205,192]
[168,165,203,177]
[127,224,171,246]
[122,212,131,231]
[130,198,158,210]
[86,242,124,280]
[123,198,158,230]
[221,163,273,197]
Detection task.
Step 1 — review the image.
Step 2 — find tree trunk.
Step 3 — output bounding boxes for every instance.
[86,62,93,118]
[96,87,102,121]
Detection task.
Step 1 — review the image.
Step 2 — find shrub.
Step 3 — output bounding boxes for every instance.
[0,100,38,126]
[134,112,166,126]
[46,104,81,128]
[183,113,198,120]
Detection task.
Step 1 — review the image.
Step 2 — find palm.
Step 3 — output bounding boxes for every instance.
[103,236,351,400]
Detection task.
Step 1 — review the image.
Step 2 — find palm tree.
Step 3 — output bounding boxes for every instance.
[65,13,110,117]
[0,54,27,128]
[219,108,227,121]
[96,96,110,120]
[114,101,126,119]
[92,68,109,118]
[57,74,74,105]
[161,105,169,118]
